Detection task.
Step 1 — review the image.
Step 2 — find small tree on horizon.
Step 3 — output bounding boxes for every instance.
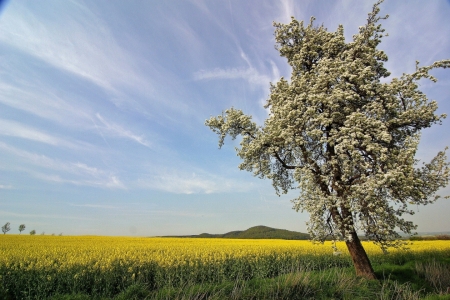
[2,222,10,234]
[206,0,449,280]
[30,230,36,235]
[19,224,26,234]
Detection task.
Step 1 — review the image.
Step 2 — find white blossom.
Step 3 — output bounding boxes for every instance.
[206,0,449,277]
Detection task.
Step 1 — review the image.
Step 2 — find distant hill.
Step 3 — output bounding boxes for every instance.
[163,225,310,240]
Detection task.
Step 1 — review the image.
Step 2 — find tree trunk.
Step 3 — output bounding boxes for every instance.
[345,232,377,279]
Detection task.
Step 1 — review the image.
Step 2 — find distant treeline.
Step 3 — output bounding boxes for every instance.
[409,235,450,241]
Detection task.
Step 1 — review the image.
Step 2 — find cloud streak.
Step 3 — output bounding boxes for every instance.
[0,210,94,221]
[137,169,252,194]
[0,80,92,128]
[70,204,120,209]
[0,142,125,189]
[0,118,78,148]
[193,67,273,89]
[95,113,152,148]
[0,1,153,108]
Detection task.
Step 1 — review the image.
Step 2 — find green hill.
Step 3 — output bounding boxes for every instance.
[163,225,310,240]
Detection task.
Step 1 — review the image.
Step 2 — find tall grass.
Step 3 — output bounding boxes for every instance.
[415,259,450,295]
[50,267,433,299]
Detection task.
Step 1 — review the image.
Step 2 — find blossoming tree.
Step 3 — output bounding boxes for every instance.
[206,1,449,279]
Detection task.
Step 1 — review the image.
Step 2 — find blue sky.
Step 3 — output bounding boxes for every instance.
[0,0,449,236]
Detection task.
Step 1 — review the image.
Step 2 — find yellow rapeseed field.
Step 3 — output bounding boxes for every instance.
[1,235,449,298]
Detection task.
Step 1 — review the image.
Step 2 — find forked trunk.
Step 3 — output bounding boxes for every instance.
[346,232,377,279]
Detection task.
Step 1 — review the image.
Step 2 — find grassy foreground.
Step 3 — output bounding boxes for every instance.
[1,235,449,299]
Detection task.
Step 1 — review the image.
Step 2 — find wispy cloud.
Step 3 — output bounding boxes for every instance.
[0,210,93,221]
[0,142,125,189]
[138,210,214,218]
[136,169,252,194]
[194,67,271,88]
[0,118,78,148]
[31,171,125,189]
[70,204,120,209]
[379,1,450,78]
[0,81,92,129]
[111,209,216,218]
[0,1,153,107]
[95,113,151,148]
[277,0,298,23]
[0,184,13,189]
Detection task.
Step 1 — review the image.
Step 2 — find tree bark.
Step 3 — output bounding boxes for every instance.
[345,232,377,279]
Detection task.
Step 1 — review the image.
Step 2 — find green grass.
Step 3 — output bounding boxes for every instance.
[3,248,449,299]
[39,258,450,300]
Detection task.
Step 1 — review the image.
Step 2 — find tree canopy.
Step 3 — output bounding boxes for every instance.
[19,224,26,234]
[2,222,10,234]
[206,0,449,279]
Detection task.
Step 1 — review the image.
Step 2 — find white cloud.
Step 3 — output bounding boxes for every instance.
[0,118,78,148]
[194,67,271,88]
[143,210,214,218]
[0,81,92,129]
[71,163,101,177]
[105,176,125,189]
[269,61,281,82]
[379,1,450,78]
[0,142,125,189]
[0,1,153,107]
[137,169,252,194]
[278,0,297,23]
[70,204,120,209]
[32,171,125,189]
[0,210,93,220]
[95,113,151,148]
